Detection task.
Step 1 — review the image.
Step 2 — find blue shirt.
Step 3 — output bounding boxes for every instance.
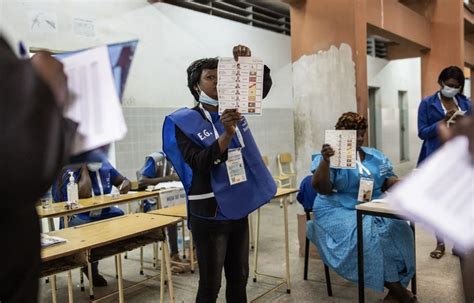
[88,160,122,195]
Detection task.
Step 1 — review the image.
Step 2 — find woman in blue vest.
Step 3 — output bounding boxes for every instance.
[162,45,276,303]
[417,66,472,259]
[309,112,416,303]
[52,160,131,286]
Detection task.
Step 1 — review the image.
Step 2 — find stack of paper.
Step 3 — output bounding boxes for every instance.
[41,234,67,248]
[146,181,184,191]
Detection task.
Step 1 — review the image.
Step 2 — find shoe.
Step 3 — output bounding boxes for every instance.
[82,267,108,287]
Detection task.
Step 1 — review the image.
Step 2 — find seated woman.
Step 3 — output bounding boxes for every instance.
[307,112,415,303]
[52,160,131,286]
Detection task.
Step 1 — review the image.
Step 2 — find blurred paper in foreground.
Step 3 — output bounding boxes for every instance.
[389,136,474,251]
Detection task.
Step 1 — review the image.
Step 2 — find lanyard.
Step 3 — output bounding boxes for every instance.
[200,105,245,148]
[356,151,371,176]
[437,92,460,114]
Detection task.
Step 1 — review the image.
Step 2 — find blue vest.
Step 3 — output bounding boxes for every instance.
[162,108,276,220]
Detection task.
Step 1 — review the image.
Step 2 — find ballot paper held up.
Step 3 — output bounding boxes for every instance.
[217,57,264,116]
[325,130,357,169]
[59,46,127,155]
[388,136,474,251]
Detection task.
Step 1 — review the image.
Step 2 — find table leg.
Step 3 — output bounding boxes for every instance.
[160,242,165,303]
[80,268,85,291]
[48,218,55,232]
[87,256,94,300]
[283,196,291,293]
[357,210,364,303]
[253,209,261,282]
[67,271,74,303]
[51,275,57,303]
[140,247,144,275]
[63,216,68,228]
[153,242,158,269]
[163,241,176,303]
[181,220,186,259]
[116,254,125,303]
[190,230,195,273]
[410,222,417,297]
[249,213,255,249]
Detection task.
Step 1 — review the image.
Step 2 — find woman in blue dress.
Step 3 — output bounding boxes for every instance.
[307,112,416,302]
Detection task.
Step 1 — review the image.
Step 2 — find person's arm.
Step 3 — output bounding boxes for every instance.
[110,167,131,194]
[0,38,76,206]
[382,176,399,192]
[417,99,442,140]
[311,144,334,195]
[439,116,474,160]
[76,165,93,198]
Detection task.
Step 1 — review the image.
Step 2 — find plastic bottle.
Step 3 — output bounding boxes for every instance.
[66,171,79,204]
[40,188,52,209]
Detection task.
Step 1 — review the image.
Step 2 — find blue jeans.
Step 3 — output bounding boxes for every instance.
[190,215,249,303]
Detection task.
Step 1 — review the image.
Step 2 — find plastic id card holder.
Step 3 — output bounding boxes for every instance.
[226,148,247,186]
[357,177,374,203]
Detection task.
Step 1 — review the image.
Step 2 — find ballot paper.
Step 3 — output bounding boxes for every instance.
[217,57,264,115]
[41,234,67,248]
[58,46,127,155]
[145,181,184,192]
[388,136,474,251]
[325,130,357,169]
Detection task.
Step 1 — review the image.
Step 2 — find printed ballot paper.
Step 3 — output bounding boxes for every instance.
[54,41,138,156]
[325,130,357,169]
[388,136,474,251]
[217,57,264,115]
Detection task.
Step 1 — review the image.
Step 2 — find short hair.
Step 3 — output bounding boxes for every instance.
[438,66,465,93]
[335,112,368,130]
[187,58,219,101]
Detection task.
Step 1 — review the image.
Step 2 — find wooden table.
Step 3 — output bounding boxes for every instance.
[252,188,299,301]
[147,204,195,272]
[355,202,417,303]
[37,191,163,220]
[42,213,181,303]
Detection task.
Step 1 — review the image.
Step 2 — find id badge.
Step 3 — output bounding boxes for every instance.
[226,148,247,186]
[357,177,374,203]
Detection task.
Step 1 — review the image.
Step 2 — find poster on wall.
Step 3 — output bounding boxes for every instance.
[217,57,264,116]
[324,130,357,169]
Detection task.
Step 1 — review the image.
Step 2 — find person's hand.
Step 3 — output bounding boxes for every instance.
[220,109,241,137]
[233,45,251,61]
[321,144,335,163]
[31,52,69,108]
[439,116,474,160]
[444,110,457,123]
[119,179,132,194]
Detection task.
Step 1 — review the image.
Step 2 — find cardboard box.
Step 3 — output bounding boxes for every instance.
[297,213,320,259]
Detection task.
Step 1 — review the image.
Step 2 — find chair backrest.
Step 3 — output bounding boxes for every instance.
[277,152,295,175]
[262,155,269,167]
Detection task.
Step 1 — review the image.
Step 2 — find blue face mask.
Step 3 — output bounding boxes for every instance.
[198,87,218,107]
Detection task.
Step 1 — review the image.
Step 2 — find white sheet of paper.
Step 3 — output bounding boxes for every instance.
[60,46,127,155]
[325,130,357,169]
[217,57,264,116]
[388,136,474,251]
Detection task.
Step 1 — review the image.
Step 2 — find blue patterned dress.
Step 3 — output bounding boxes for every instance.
[307,147,415,292]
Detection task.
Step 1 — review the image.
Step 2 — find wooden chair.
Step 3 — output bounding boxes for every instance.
[262,155,291,188]
[277,153,296,188]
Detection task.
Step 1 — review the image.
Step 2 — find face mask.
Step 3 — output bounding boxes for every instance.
[441,85,460,99]
[197,86,218,107]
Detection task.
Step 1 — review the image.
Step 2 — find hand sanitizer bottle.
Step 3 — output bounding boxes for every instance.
[66,171,79,204]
